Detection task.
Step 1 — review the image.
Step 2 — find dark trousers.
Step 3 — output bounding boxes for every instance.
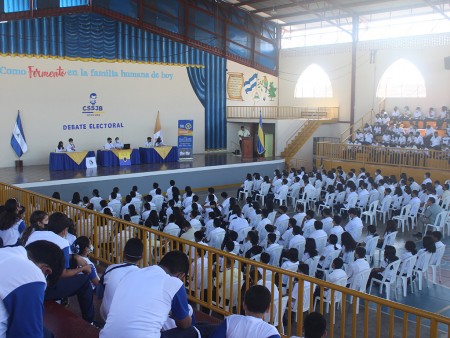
[45,274,95,323]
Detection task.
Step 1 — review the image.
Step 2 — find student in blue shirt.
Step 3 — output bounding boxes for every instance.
[0,240,65,338]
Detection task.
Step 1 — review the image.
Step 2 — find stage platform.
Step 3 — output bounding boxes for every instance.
[4,153,285,200]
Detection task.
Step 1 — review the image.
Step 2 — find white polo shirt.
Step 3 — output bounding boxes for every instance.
[100,263,139,320]
[26,230,71,269]
[212,314,280,338]
[100,265,189,338]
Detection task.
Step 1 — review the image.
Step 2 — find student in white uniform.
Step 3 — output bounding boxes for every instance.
[100,251,197,338]
[66,138,77,152]
[25,212,95,324]
[0,240,64,338]
[144,136,153,147]
[104,137,114,150]
[56,140,66,152]
[346,246,370,288]
[99,238,143,321]
[0,199,26,246]
[113,137,124,149]
[209,285,280,338]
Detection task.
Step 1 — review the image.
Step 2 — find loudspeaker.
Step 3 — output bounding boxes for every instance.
[36,0,59,10]
[445,56,450,70]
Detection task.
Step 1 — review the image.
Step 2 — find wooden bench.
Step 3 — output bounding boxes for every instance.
[44,301,99,338]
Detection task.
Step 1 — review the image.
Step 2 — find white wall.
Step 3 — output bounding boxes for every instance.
[279,34,450,124]
[0,56,204,168]
[274,119,307,156]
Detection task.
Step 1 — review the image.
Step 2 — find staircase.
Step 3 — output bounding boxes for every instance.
[281,120,323,164]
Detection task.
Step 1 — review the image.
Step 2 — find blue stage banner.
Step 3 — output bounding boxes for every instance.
[178,120,194,160]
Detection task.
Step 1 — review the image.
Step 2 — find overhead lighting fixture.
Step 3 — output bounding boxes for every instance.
[270,7,277,16]
[0,21,8,24]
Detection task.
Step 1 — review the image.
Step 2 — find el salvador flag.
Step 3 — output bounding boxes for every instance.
[244,73,258,94]
[11,111,28,158]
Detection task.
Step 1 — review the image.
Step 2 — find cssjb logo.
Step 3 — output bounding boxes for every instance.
[82,93,104,116]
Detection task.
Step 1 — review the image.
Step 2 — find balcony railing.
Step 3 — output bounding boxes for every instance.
[2,182,450,338]
[227,106,339,120]
[316,142,450,170]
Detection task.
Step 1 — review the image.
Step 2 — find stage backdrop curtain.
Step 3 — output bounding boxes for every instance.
[0,13,226,150]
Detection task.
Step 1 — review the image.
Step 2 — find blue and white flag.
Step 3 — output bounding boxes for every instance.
[244,73,258,94]
[11,111,28,158]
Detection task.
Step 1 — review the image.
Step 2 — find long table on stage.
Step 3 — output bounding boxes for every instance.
[96,149,140,166]
[139,146,179,163]
[49,151,95,171]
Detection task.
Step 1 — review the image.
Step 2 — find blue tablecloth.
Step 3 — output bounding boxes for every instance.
[139,147,179,163]
[49,151,95,171]
[96,149,140,166]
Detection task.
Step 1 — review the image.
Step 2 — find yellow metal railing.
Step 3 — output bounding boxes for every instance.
[316,142,450,170]
[2,182,450,337]
[340,110,375,143]
[227,106,339,120]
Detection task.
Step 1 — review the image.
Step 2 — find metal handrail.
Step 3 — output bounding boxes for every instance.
[227,106,339,120]
[1,182,449,338]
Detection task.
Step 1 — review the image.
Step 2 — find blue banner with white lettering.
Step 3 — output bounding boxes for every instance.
[178,120,194,160]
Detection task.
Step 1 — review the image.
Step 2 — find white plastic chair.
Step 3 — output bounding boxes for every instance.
[268,211,277,224]
[130,215,141,224]
[296,191,312,213]
[413,252,432,291]
[318,192,335,213]
[238,181,253,201]
[376,198,392,224]
[288,186,301,208]
[314,236,328,255]
[314,275,347,323]
[331,191,346,214]
[361,200,378,225]
[428,245,446,284]
[424,211,448,238]
[316,249,340,278]
[375,231,398,263]
[392,204,411,232]
[275,189,289,207]
[339,195,358,216]
[397,255,417,297]
[368,260,401,301]
[365,235,380,265]
[165,227,180,237]
[308,256,321,277]
[256,184,271,206]
[348,268,371,314]
[237,226,252,242]
[266,244,283,267]
[210,231,225,249]
[292,241,305,262]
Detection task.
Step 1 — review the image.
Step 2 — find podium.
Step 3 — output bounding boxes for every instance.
[242,137,253,159]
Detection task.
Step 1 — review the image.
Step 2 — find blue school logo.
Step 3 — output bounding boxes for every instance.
[82,92,104,116]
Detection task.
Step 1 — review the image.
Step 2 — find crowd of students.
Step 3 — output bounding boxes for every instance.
[346,105,450,150]
[0,164,448,337]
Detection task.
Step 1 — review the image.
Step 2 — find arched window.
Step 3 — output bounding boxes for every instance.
[294,64,333,98]
[376,59,426,98]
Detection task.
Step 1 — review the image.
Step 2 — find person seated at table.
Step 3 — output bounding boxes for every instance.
[155,137,165,147]
[113,137,124,149]
[56,141,66,152]
[66,138,77,152]
[104,137,114,150]
[144,136,153,147]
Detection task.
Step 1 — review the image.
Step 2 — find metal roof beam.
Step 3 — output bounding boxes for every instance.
[423,0,450,21]
[280,2,435,26]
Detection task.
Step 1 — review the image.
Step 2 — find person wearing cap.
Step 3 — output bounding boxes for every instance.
[99,238,143,321]
[238,125,250,151]
[25,212,95,324]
